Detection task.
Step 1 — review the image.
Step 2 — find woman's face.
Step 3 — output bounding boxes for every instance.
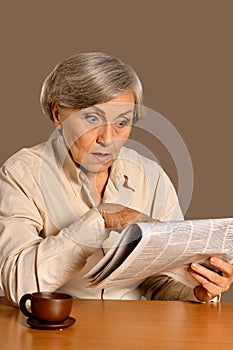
[53,91,135,175]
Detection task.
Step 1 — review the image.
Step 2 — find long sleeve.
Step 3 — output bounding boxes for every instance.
[0,164,106,306]
[1,212,106,306]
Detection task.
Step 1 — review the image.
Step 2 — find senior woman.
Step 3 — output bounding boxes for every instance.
[0,52,232,306]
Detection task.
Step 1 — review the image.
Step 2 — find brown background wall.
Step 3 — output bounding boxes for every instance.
[1,1,232,300]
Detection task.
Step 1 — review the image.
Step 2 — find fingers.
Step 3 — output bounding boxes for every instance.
[209,257,233,277]
[189,258,233,302]
[189,267,223,294]
[190,262,222,284]
[98,204,159,229]
[190,258,233,283]
[190,269,222,301]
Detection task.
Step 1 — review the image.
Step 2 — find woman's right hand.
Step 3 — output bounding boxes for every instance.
[98,203,157,231]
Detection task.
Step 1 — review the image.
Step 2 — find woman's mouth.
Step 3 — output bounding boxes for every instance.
[90,152,112,162]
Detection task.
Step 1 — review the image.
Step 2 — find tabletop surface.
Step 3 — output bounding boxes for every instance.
[1,297,233,350]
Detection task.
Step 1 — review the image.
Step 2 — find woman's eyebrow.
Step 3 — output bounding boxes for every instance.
[86,106,133,117]
[86,105,105,115]
[117,110,134,117]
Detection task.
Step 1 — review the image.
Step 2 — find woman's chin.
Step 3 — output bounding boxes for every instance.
[78,160,114,175]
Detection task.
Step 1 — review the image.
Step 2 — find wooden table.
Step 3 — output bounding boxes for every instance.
[1,297,233,350]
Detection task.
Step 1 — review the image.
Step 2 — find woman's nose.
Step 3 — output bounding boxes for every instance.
[96,123,114,145]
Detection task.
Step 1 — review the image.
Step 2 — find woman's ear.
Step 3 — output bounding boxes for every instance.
[51,101,61,128]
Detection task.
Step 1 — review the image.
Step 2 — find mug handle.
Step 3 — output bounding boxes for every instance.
[19,294,33,318]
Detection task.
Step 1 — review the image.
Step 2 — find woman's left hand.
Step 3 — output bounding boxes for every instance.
[189,257,233,302]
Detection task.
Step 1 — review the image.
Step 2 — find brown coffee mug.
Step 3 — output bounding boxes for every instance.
[19,292,73,323]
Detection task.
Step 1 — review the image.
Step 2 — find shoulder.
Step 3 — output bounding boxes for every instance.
[0,142,47,178]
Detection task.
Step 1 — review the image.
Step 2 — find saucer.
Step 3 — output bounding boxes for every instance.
[26,316,76,330]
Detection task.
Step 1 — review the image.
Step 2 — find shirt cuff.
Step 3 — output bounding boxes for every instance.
[208,294,221,302]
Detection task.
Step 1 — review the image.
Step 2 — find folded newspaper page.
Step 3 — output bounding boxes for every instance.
[84,218,233,289]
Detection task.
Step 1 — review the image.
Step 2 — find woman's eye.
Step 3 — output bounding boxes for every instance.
[115,119,130,128]
[84,114,98,123]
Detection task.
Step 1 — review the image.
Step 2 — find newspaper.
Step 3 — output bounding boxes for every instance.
[84,218,233,289]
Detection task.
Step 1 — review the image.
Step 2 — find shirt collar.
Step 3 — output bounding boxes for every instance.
[109,149,136,192]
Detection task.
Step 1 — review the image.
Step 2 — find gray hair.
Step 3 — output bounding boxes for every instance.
[40,52,143,123]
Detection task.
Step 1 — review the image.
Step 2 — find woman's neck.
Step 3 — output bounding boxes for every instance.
[84,168,111,206]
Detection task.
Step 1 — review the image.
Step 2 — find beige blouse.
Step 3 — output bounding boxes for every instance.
[0,130,198,305]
